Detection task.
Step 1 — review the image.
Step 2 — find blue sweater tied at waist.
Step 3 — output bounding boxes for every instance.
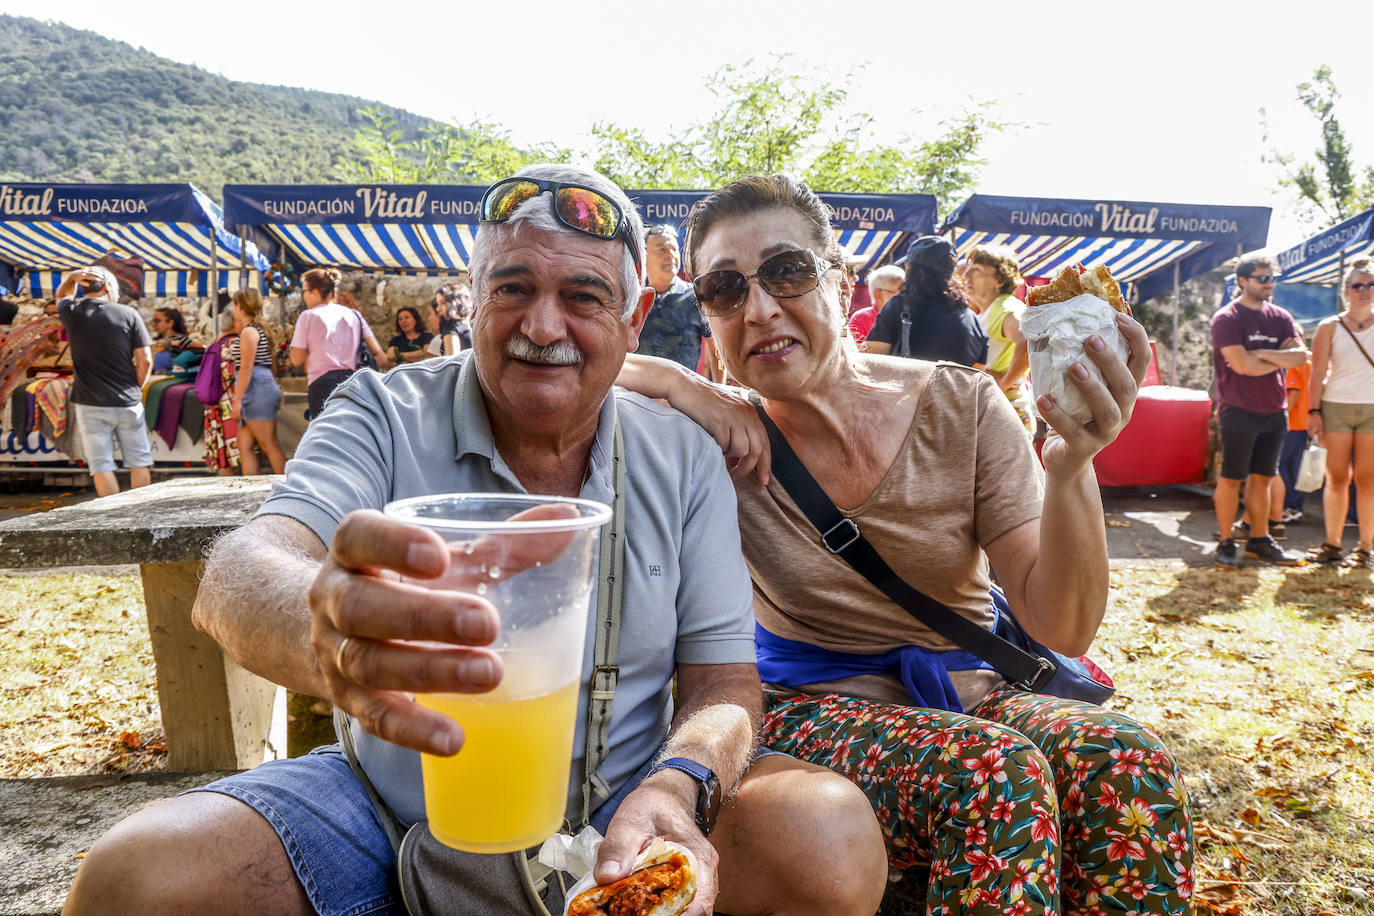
[755,622,994,714]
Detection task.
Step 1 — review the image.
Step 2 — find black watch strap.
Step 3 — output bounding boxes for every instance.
[648,757,721,836]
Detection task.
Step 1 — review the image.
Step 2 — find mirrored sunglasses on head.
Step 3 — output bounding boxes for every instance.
[480,177,641,277]
[692,248,835,317]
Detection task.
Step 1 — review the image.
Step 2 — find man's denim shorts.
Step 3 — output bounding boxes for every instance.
[74,402,154,473]
[188,744,658,916]
[188,743,790,915]
[240,366,283,422]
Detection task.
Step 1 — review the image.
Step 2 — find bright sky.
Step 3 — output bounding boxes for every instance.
[11,0,1373,251]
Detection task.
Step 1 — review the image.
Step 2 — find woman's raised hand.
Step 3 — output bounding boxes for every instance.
[1036,312,1150,476]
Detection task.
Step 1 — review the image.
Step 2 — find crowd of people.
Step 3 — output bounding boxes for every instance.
[19,160,1370,914]
[0,267,487,487]
[1209,255,1371,569]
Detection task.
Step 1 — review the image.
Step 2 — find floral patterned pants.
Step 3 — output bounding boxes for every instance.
[761,686,1194,915]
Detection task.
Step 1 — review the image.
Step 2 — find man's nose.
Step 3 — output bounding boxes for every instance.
[520,291,569,344]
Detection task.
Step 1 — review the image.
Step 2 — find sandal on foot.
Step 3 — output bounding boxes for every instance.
[1345,547,1372,568]
[1308,543,1345,564]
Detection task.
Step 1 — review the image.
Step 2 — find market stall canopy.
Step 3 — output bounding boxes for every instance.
[1274,206,1374,285]
[631,189,938,274]
[0,183,269,298]
[941,194,1271,304]
[221,184,939,275]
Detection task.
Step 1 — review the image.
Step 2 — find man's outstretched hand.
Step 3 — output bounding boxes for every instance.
[310,504,578,755]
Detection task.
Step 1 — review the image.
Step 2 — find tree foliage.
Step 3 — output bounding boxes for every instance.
[340,107,569,184]
[349,56,1012,211]
[0,14,439,189]
[1262,65,1374,229]
[585,58,1013,209]
[1,15,1010,217]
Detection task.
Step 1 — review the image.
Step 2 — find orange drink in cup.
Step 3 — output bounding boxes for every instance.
[385,493,610,853]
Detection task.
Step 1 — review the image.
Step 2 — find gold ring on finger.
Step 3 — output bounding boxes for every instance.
[335,636,353,680]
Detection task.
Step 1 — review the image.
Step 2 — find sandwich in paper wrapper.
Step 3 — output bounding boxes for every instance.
[1019,265,1132,425]
[542,829,698,916]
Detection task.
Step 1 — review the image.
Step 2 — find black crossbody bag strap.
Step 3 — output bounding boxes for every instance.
[754,404,1055,691]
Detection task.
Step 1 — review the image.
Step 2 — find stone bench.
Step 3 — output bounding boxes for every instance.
[0,477,278,771]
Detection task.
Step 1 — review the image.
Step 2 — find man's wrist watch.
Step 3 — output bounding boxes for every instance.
[647,757,721,836]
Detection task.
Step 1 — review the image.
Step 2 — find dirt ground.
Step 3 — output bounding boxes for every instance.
[3,481,1369,916]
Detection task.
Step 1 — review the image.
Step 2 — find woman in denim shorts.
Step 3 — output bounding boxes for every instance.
[1308,258,1374,566]
[230,289,287,475]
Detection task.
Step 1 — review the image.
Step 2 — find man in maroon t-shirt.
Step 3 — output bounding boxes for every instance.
[1210,255,1308,568]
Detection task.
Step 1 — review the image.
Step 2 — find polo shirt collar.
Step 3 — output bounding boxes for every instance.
[450,351,618,500]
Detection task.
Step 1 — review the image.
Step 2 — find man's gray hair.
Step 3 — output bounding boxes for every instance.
[868,264,905,291]
[468,163,645,321]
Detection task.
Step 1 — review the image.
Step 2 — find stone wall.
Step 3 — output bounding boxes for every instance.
[1132,266,1229,392]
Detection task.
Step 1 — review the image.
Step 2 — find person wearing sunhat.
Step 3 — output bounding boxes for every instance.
[864,235,988,367]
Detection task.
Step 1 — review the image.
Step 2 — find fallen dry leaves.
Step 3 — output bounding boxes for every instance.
[1106,563,1374,916]
[3,552,1372,914]
[0,571,165,777]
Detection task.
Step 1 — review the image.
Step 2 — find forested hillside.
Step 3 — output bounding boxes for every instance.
[0,15,438,193]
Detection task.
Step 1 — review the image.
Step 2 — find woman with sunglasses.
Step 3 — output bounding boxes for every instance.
[1306,258,1374,567]
[619,175,1194,913]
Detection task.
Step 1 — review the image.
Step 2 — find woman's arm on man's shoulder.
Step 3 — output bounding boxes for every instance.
[618,354,771,484]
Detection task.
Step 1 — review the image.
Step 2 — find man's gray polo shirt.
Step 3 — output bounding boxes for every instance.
[255,352,755,825]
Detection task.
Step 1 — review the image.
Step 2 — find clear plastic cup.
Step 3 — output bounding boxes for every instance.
[384,493,611,853]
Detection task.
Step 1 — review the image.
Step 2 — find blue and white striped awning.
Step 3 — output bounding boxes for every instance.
[24,269,263,298]
[223,185,939,277]
[224,185,484,273]
[1275,207,1374,285]
[630,189,937,275]
[942,195,1271,304]
[0,183,268,296]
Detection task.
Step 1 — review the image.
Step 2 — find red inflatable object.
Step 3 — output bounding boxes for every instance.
[1093,386,1212,487]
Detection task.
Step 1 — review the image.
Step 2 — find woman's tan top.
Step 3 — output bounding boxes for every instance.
[737,361,1045,709]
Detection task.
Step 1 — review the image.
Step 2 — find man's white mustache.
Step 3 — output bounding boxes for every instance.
[505,334,582,366]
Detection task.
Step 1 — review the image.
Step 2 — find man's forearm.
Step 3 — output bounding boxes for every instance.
[664,664,761,796]
[192,519,328,696]
[1229,352,1288,376]
[1252,347,1309,369]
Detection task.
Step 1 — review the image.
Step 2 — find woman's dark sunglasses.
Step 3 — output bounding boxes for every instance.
[1349,282,1374,291]
[692,248,836,317]
[479,178,641,278]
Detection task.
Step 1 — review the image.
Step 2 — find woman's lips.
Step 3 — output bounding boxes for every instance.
[749,337,799,361]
